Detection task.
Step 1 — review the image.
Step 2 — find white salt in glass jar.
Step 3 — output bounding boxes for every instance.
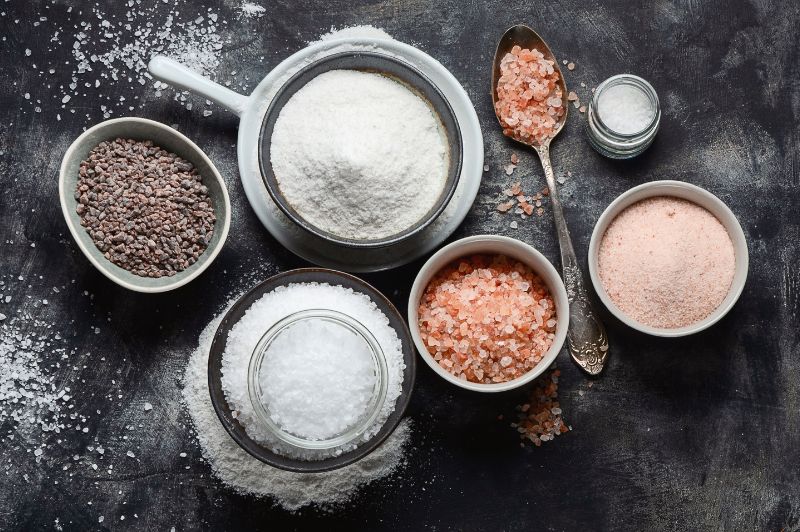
[246,309,389,452]
[586,74,661,159]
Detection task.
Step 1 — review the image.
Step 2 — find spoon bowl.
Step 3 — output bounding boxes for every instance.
[491,25,569,147]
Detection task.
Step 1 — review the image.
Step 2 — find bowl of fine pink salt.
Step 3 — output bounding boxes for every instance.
[588,180,749,337]
[408,235,569,392]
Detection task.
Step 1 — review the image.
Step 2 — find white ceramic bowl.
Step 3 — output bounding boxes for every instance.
[59,117,231,293]
[588,180,748,337]
[408,235,569,393]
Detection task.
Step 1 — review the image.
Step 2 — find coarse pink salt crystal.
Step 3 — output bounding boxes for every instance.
[598,196,735,329]
[494,46,565,146]
[417,254,557,384]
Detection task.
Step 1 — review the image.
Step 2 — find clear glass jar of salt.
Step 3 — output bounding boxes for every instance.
[586,74,661,159]
[246,309,389,454]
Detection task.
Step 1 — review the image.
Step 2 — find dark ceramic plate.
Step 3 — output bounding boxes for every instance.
[258,51,463,249]
[207,268,416,473]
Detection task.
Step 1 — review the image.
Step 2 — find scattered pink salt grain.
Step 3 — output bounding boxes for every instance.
[495,45,565,146]
[598,196,736,329]
[513,369,569,447]
[417,254,557,384]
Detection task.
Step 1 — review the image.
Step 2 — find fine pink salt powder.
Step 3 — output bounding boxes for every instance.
[598,196,736,329]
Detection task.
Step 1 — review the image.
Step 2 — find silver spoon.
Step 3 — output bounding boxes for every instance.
[491,25,609,375]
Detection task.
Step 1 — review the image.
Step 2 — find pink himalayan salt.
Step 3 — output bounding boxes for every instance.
[495,45,565,146]
[418,254,556,384]
[598,196,735,329]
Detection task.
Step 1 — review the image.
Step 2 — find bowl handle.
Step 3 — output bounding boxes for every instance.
[148,55,249,117]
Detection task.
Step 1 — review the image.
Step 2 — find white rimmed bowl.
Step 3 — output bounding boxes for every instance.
[408,235,569,393]
[59,117,231,293]
[588,180,748,337]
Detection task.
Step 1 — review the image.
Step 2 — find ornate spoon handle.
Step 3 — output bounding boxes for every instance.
[536,144,609,375]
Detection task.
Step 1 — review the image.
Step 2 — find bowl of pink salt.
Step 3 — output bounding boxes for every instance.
[588,180,749,337]
[408,235,569,392]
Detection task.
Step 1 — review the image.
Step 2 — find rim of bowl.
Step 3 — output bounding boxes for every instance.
[587,180,749,337]
[257,50,463,250]
[58,117,231,293]
[407,235,569,393]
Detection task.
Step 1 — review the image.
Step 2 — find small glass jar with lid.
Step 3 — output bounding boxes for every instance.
[585,74,661,159]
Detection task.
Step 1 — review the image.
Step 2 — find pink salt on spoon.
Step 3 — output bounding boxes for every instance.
[491,25,609,375]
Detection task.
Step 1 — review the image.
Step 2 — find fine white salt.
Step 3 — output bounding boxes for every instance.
[270,70,448,241]
[220,282,405,460]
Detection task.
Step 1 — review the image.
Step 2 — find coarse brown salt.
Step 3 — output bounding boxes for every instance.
[417,254,557,384]
[598,196,735,329]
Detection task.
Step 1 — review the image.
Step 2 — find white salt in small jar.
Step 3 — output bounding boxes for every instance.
[586,74,661,159]
[246,309,389,452]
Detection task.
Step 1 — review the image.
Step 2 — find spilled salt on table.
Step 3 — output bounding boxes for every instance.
[418,254,556,384]
[220,282,405,459]
[598,196,735,329]
[183,297,411,511]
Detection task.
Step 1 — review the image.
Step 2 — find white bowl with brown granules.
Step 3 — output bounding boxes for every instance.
[408,235,569,393]
[59,117,231,293]
[588,180,748,337]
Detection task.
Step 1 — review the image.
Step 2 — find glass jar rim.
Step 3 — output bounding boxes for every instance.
[246,308,389,451]
[591,74,660,139]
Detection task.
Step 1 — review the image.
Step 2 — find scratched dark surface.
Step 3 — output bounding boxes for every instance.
[1,0,798,530]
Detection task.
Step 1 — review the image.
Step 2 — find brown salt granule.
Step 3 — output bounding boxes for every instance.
[598,196,735,329]
[418,255,557,384]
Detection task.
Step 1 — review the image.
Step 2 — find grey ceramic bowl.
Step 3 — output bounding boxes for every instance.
[59,117,231,293]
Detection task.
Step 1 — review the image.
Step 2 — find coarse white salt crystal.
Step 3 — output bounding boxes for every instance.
[61,95,71,104]
[25,48,31,56]
[34,448,43,457]
[220,282,405,460]
[259,318,377,440]
[143,402,153,411]
[126,451,135,458]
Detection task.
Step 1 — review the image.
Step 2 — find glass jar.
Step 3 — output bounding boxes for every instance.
[246,308,388,452]
[585,74,661,159]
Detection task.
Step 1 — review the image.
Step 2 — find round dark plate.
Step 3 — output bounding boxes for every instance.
[258,51,463,249]
[207,268,416,473]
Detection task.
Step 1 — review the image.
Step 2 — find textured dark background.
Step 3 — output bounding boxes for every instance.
[1,0,798,530]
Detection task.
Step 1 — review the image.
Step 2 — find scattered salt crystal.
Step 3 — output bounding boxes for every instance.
[34,448,43,457]
[509,221,518,229]
[143,402,153,411]
[25,48,31,56]
[126,451,135,458]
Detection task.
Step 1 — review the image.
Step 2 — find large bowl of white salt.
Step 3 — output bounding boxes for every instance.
[258,51,463,249]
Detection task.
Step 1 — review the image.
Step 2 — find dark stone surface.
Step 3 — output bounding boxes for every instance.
[1,0,798,530]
